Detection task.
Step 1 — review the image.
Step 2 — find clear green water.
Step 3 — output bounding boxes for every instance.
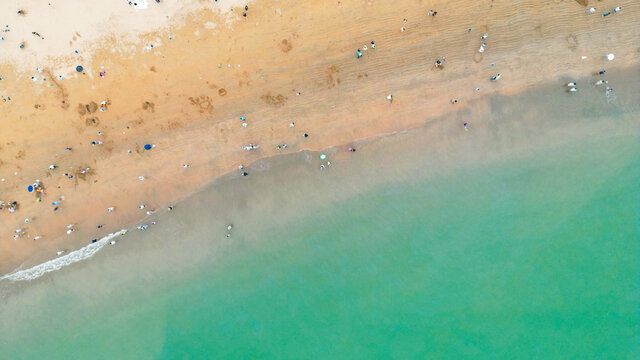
[1,132,638,359]
[2,68,639,359]
[162,136,639,359]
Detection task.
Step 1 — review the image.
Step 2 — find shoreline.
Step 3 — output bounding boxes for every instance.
[1,0,639,275]
[1,63,638,281]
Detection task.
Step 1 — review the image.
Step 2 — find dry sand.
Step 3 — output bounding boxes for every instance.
[0,0,638,274]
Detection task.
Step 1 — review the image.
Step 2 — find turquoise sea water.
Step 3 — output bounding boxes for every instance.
[156,136,638,359]
[1,72,639,358]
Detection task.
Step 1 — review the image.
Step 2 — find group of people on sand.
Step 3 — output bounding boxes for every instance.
[3,2,627,261]
[0,200,19,213]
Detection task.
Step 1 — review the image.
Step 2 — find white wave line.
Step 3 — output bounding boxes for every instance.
[1,230,128,282]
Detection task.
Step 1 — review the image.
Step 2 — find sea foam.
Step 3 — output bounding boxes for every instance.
[0,230,128,282]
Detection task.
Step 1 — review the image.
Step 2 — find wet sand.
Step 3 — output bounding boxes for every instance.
[0,66,638,358]
[1,0,638,274]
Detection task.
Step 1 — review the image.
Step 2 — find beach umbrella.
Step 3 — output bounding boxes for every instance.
[76,65,83,72]
[27,185,33,192]
[144,144,152,150]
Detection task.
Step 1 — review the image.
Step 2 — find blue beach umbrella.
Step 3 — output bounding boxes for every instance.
[76,65,83,72]
[27,185,34,192]
[144,144,152,150]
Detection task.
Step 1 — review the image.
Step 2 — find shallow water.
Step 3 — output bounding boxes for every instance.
[0,68,638,359]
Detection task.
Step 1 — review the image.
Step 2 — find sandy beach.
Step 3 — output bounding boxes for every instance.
[1,0,638,275]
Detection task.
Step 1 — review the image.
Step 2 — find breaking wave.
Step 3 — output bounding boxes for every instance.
[1,230,128,282]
